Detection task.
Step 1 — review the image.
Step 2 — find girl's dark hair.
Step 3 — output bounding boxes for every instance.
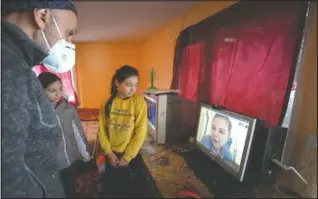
[105,65,139,116]
[37,72,61,89]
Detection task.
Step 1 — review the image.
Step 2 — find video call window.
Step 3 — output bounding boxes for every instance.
[196,107,250,172]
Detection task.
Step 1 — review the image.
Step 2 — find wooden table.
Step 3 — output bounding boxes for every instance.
[141,143,214,198]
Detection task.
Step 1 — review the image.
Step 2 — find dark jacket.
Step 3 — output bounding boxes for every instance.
[1,19,64,198]
[55,99,91,170]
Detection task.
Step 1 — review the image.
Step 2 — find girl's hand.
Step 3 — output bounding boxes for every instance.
[106,152,119,167]
[83,156,92,162]
[118,158,129,167]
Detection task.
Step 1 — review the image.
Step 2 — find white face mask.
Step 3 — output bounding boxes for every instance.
[41,12,75,73]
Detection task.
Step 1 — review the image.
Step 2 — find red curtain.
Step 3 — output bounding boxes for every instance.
[32,64,78,107]
[171,1,307,126]
[209,13,302,124]
[177,42,206,134]
[178,42,206,101]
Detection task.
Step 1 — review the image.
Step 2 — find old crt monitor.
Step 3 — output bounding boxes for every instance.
[196,104,256,182]
[143,89,184,144]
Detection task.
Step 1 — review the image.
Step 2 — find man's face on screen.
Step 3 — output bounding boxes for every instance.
[210,117,230,151]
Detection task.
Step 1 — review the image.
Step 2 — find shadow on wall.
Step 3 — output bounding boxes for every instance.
[179,98,201,138]
[75,42,143,109]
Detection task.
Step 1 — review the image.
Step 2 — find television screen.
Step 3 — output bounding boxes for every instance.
[195,104,256,182]
[144,96,157,130]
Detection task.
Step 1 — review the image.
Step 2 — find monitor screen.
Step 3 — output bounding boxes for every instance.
[195,104,256,182]
[144,95,157,130]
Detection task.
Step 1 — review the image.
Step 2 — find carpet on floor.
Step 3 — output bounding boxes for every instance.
[81,121,98,144]
[74,111,100,198]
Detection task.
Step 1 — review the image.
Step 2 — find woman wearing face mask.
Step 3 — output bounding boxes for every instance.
[38,72,91,198]
[201,114,233,161]
[98,65,148,197]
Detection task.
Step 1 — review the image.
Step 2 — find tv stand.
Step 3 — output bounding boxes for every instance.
[181,150,257,198]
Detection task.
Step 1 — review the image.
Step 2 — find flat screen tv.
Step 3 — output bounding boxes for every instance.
[195,104,257,182]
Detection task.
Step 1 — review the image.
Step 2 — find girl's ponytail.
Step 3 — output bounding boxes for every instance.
[105,75,118,116]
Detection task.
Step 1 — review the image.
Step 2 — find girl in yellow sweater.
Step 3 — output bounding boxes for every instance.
[98,65,148,197]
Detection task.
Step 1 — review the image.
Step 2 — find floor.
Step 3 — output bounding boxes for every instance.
[76,109,100,197]
[78,109,302,198]
[82,121,99,143]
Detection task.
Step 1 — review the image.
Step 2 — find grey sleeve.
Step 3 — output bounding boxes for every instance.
[1,65,43,197]
[70,106,90,147]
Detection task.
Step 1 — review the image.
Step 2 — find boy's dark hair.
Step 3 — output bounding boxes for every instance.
[105,65,139,116]
[37,72,61,89]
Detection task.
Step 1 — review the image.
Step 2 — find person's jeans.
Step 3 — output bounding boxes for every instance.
[59,163,77,198]
[101,153,146,198]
